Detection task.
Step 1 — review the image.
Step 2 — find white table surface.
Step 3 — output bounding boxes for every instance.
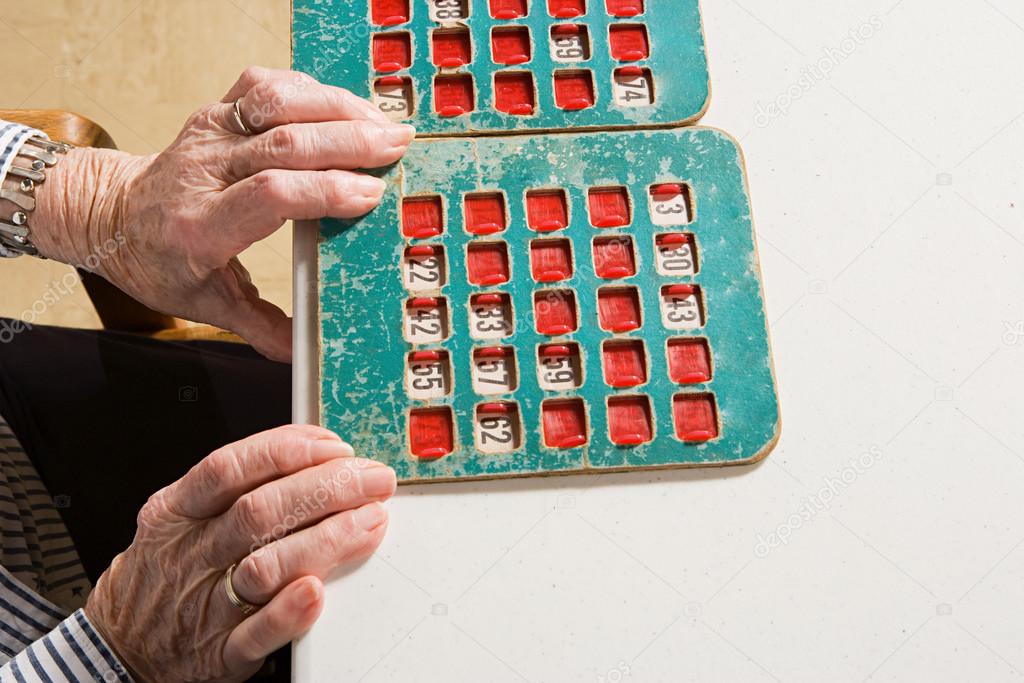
[293,1,1024,680]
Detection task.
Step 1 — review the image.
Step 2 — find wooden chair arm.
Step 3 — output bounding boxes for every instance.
[0,110,115,150]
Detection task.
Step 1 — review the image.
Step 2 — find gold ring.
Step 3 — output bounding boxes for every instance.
[231,98,254,136]
[224,563,260,616]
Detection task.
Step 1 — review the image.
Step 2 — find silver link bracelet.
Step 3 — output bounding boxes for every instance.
[0,136,73,257]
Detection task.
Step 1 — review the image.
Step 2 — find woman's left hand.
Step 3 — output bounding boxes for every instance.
[85,425,398,682]
[33,67,414,361]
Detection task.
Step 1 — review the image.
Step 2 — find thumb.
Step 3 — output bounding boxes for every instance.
[232,297,293,363]
[220,258,293,362]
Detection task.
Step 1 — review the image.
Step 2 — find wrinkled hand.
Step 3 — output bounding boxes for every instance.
[84,425,397,682]
[34,67,413,360]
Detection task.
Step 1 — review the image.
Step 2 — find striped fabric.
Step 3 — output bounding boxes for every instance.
[0,120,45,259]
[0,416,131,681]
[0,421,90,611]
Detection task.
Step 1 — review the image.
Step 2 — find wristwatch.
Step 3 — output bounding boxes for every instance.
[0,134,73,258]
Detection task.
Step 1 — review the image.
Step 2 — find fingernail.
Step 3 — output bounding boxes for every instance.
[387,124,416,145]
[294,578,322,609]
[312,439,355,461]
[360,466,397,498]
[355,175,387,196]
[353,501,387,531]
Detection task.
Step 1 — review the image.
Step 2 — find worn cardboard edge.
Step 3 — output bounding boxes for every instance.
[293,220,321,426]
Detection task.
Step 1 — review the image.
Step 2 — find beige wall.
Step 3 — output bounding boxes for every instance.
[0,0,292,328]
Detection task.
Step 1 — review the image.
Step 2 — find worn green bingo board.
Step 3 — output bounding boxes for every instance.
[291,0,710,135]
[312,127,779,481]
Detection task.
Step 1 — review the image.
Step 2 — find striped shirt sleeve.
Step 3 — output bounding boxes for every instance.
[0,609,133,682]
[0,413,129,681]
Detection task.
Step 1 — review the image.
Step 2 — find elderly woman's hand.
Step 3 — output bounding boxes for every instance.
[33,67,412,361]
[83,425,397,682]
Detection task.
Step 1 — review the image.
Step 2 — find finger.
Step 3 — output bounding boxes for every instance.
[222,575,324,673]
[224,291,294,364]
[207,170,386,259]
[212,457,395,558]
[231,120,415,179]
[212,257,294,362]
[239,76,391,131]
[162,424,353,519]
[222,66,291,102]
[230,501,389,605]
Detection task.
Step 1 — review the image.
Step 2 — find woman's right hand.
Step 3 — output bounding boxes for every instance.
[33,67,414,362]
[83,425,398,682]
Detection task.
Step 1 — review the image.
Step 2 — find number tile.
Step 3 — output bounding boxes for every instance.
[526,189,569,231]
[537,343,584,391]
[607,395,654,445]
[474,402,523,453]
[593,235,637,279]
[432,28,473,68]
[402,245,447,291]
[597,286,642,333]
[601,339,647,388]
[541,398,588,448]
[409,407,455,459]
[654,233,697,276]
[530,238,574,282]
[666,338,712,384]
[550,24,591,63]
[605,0,643,17]
[494,71,536,115]
[548,0,586,19]
[371,0,410,26]
[489,0,529,19]
[372,32,412,72]
[469,292,514,340]
[534,289,579,336]
[434,74,476,117]
[373,76,414,120]
[672,393,719,442]
[404,297,450,343]
[466,241,511,286]
[464,193,508,234]
[658,284,704,331]
[428,0,470,22]
[649,183,693,225]
[608,24,650,61]
[491,26,532,65]
[402,195,444,238]
[406,350,453,400]
[472,347,518,395]
[553,70,596,110]
[612,66,655,107]
[588,186,631,227]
